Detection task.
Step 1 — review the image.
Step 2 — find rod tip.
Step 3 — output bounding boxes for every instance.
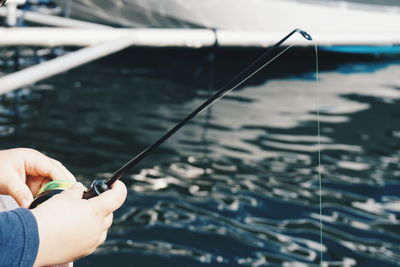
[296,29,313,41]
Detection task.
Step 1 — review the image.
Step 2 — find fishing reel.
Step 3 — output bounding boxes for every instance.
[29,179,110,209]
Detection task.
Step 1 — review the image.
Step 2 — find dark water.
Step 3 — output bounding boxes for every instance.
[0,48,399,266]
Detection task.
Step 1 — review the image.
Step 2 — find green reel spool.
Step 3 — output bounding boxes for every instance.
[30,180,76,209]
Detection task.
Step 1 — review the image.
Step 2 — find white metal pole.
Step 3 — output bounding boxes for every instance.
[0,9,112,28]
[0,37,136,94]
[0,28,217,47]
[5,0,25,26]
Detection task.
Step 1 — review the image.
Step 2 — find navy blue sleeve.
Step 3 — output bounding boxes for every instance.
[0,208,39,267]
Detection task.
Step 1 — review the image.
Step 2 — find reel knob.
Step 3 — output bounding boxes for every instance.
[82,180,110,199]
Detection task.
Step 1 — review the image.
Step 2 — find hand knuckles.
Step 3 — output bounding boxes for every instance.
[52,159,64,168]
[87,236,101,253]
[12,188,27,197]
[87,247,97,256]
[21,148,41,157]
[99,231,108,245]
[104,214,113,229]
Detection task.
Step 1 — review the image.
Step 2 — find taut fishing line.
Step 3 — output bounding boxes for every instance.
[314,44,323,265]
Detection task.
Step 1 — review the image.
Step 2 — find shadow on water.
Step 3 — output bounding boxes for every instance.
[0,47,399,266]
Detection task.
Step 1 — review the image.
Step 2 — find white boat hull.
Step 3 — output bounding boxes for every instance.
[56,0,400,46]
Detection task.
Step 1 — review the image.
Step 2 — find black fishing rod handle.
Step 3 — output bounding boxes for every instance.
[82,180,111,199]
[29,189,65,209]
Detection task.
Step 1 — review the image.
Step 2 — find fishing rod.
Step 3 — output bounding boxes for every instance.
[30,28,312,209]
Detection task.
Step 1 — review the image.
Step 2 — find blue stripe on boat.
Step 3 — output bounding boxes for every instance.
[320,46,400,55]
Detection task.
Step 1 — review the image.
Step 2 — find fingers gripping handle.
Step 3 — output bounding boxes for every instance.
[29,180,110,209]
[82,180,110,199]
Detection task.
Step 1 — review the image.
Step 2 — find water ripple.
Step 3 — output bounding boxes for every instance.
[1,50,399,266]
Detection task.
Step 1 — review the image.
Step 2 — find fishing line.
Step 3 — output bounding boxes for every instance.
[201,51,215,158]
[314,44,323,265]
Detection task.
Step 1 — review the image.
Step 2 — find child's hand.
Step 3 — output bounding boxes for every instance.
[32,180,127,266]
[0,148,75,208]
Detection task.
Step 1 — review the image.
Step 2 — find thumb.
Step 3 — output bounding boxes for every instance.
[2,173,34,208]
[90,180,127,216]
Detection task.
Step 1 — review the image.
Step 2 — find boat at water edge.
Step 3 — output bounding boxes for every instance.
[55,0,400,54]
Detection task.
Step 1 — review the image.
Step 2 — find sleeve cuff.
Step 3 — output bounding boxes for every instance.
[10,208,40,267]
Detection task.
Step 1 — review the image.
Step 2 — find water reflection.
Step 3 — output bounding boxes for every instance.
[0,50,399,266]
